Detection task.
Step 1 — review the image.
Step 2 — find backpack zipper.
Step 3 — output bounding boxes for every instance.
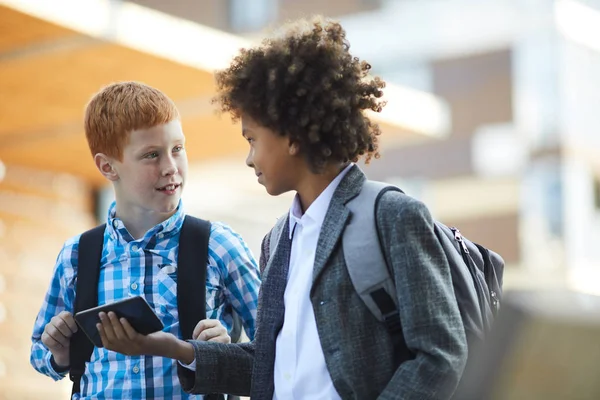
[451,227,470,255]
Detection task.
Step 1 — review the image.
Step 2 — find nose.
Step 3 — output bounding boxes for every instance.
[245,148,254,169]
[162,154,178,177]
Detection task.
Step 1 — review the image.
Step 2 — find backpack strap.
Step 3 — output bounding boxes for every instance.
[178,217,228,400]
[70,224,106,396]
[177,216,210,340]
[343,181,404,335]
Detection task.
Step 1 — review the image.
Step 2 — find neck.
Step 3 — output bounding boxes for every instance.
[115,206,174,240]
[295,163,348,213]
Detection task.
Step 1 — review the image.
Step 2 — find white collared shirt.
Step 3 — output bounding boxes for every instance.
[273,164,353,400]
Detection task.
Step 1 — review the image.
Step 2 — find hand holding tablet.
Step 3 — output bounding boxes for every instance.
[74,296,164,348]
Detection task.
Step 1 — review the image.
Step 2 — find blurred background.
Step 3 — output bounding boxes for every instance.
[1,0,599,398]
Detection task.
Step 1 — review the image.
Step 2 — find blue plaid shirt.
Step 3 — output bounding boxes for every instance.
[30,201,260,399]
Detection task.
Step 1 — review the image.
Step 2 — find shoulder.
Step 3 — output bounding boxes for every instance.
[58,233,82,265]
[209,221,244,247]
[61,224,109,272]
[376,189,434,229]
[51,233,83,285]
[260,213,287,253]
[207,221,254,261]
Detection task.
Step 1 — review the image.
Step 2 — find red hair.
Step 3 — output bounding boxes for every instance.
[84,81,179,160]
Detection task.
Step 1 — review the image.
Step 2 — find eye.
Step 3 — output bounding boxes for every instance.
[246,137,254,144]
[173,145,184,153]
[144,151,159,159]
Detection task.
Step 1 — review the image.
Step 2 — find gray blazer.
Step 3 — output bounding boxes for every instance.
[179,165,467,399]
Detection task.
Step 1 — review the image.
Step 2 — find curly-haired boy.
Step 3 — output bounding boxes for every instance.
[99,18,467,400]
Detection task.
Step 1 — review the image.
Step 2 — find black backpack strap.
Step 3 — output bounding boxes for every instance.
[178,217,227,400]
[177,216,210,340]
[70,224,106,396]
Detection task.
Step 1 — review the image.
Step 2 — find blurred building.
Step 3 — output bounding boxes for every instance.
[129,0,600,292]
[332,0,600,295]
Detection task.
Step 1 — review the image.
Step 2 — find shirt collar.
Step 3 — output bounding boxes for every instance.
[288,163,353,238]
[106,200,186,243]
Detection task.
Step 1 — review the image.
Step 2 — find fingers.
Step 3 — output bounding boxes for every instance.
[97,312,116,342]
[42,312,77,351]
[192,319,221,340]
[199,327,230,343]
[192,320,207,340]
[41,330,66,349]
[97,321,108,347]
[107,312,128,341]
[208,332,231,344]
[97,312,140,349]
[48,313,77,341]
[119,317,139,341]
[44,323,70,348]
[194,319,230,343]
[57,311,78,334]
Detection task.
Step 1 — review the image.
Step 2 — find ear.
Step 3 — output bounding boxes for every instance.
[288,140,301,156]
[94,153,119,181]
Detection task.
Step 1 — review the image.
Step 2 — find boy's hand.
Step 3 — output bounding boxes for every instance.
[192,319,231,344]
[96,312,177,357]
[41,311,78,368]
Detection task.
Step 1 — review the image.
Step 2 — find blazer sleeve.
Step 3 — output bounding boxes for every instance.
[178,341,255,396]
[376,191,468,400]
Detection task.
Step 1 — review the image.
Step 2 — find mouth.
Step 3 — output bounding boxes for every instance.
[156,183,181,193]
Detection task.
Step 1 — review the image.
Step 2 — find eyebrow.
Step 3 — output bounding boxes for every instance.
[138,141,184,153]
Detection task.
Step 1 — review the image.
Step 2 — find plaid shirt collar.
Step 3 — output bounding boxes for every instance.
[106,200,186,244]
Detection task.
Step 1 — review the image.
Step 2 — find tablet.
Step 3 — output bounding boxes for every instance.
[74,296,164,348]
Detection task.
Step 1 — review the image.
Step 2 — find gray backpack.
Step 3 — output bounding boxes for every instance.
[268,180,504,357]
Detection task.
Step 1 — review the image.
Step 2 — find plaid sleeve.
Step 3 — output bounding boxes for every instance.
[208,222,261,340]
[30,235,79,380]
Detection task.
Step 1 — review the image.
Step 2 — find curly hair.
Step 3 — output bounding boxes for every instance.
[85,81,179,160]
[213,16,386,172]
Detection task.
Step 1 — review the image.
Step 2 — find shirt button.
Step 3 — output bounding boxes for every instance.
[131,283,138,291]
[131,244,138,252]
[132,365,140,374]
[284,372,291,381]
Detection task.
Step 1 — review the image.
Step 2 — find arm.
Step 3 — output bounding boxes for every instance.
[210,222,261,340]
[377,193,468,400]
[180,340,254,396]
[30,236,79,380]
[99,318,256,395]
[95,310,246,394]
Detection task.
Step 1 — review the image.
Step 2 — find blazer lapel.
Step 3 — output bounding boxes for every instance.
[260,217,292,332]
[312,165,366,284]
[252,217,292,399]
